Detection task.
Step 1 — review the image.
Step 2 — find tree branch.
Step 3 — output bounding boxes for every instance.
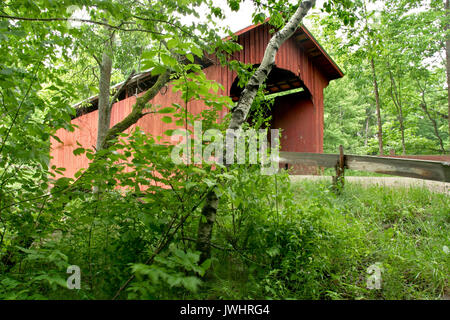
[109,69,136,110]
[111,188,212,300]
[101,70,171,149]
[131,15,199,40]
[0,15,164,35]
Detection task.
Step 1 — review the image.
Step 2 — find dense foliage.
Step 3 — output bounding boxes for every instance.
[0,0,448,300]
[310,0,450,154]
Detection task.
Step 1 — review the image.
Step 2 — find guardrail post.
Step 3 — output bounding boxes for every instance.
[332,145,345,193]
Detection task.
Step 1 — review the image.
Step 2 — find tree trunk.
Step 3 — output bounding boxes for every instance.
[420,102,445,153]
[364,109,370,147]
[72,44,170,191]
[363,0,383,155]
[398,108,406,155]
[370,58,384,155]
[94,35,171,152]
[196,191,219,264]
[96,51,113,152]
[195,0,316,264]
[388,68,406,155]
[446,0,450,149]
[418,81,445,153]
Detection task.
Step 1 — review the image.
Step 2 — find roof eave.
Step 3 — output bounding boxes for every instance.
[298,25,344,80]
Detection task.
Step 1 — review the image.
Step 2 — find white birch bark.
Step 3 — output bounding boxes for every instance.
[196,0,316,264]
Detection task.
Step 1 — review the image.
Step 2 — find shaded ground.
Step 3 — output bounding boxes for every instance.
[290,175,450,195]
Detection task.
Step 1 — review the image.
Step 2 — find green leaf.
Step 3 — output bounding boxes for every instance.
[164,129,175,136]
[186,53,194,63]
[157,107,176,114]
[203,178,216,188]
[142,59,156,70]
[73,147,85,156]
[167,38,179,50]
[161,116,172,124]
[181,276,201,292]
[190,46,203,58]
[161,54,178,67]
[200,259,212,274]
[151,65,167,76]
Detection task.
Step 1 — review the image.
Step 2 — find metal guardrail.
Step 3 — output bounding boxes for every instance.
[278,151,450,183]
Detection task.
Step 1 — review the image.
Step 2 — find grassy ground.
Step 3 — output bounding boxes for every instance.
[2,176,447,300]
[321,168,392,177]
[288,180,450,299]
[209,180,449,300]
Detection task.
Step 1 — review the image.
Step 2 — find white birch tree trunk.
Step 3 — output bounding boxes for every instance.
[196,0,316,264]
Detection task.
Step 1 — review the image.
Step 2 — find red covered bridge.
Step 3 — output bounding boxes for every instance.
[51,23,343,177]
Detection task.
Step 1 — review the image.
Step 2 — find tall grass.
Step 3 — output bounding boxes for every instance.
[208,180,449,300]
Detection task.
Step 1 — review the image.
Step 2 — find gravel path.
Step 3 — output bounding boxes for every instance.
[290,175,450,195]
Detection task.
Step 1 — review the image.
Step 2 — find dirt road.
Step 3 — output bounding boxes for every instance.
[290,175,450,195]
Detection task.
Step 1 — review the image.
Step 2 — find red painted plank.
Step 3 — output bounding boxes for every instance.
[50,23,340,177]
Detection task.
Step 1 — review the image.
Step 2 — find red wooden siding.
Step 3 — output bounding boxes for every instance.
[272,93,316,153]
[51,23,342,177]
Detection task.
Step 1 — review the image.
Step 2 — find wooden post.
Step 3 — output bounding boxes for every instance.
[332,145,345,193]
